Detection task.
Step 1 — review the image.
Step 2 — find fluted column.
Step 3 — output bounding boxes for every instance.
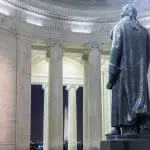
[48,40,63,150]
[42,84,49,150]
[66,85,79,150]
[87,42,102,150]
[16,29,32,150]
[82,53,89,150]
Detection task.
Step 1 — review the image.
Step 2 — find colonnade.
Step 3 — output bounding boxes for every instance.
[41,41,110,150]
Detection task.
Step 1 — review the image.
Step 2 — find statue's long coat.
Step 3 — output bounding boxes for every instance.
[109,16,150,127]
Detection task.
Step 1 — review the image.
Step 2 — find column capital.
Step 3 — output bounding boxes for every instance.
[48,38,64,47]
[16,25,32,38]
[46,39,64,58]
[42,83,48,90]
[86,42,100,51]
[66,85,79,91]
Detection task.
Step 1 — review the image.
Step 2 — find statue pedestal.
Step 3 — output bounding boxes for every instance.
[101,113,150,150]
[101,139,150,150]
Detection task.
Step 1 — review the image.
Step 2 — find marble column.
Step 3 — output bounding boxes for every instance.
[101,69,111,139]
[82,53,89,150]
[16,29,32,150]
[66,85,79,150]
[42,84,49,150]
[103,71,111,138]
[87,42,102,150]
[48,41,63,150]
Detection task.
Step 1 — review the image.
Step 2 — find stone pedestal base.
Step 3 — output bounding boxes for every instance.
[101,140,150,150]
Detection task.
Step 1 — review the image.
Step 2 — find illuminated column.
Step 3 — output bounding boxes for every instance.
[16,28,32,150]
[48,40,63,150]
[101,71,105,139]
[101,59,112,139]
[87,42,102,150]
[42,84,49,150]
[103,71,111,137]
[82,53,89,150]
[66,85,79,150]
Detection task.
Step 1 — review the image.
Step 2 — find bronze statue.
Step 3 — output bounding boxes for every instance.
[107,4,150,136]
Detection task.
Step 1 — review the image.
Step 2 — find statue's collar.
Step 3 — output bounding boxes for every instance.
[121,16,131,21]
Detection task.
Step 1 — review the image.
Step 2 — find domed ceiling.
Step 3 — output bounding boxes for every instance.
[36,0,150,10]
[39,0,105,8]
[37,0,129,9]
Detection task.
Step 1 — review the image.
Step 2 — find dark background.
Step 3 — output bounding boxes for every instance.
[31,85,83,142]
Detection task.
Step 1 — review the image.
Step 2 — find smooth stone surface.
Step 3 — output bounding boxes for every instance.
[87,43,102,150]
[101,140,150,150]
[66,85,78,150]
[82,53,89,150]
[48,44,63,150]
[106,134,150,140]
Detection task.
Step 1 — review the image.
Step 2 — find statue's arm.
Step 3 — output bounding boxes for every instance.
[107,24,123,89]
[147,33,150,70]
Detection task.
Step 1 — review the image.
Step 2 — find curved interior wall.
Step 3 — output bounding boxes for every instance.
[0,27,31,150]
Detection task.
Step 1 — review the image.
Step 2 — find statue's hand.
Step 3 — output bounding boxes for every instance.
[106,82,113,89]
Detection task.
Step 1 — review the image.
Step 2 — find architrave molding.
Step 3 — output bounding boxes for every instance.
[31,73,83,86]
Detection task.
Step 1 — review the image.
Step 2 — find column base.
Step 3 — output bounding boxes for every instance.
[48,147,63,150]
[68,146,77,150]
[83,141,89,150]
[87,140,101,150]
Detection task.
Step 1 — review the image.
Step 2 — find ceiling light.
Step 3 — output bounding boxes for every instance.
[71,28,91,34]
[145,25,150,29]
[25,11,46,19]
[0,8,10,16]
[0,0,12,7]
[69,21,93,34]
[70,21,93,26]
[26,18,43,26]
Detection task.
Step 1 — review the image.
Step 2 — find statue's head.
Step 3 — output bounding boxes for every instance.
[121,4,137,19]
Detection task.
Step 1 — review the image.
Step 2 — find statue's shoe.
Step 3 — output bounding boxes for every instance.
[110,129,121,135]
[106,128,121,139]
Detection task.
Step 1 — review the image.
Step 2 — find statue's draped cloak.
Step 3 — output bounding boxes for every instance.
[109,16,150,127]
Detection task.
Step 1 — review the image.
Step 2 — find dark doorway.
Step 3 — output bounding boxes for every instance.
[31,84,44,143]
[31,85,83,149]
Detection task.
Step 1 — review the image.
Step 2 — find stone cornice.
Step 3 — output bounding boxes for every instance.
[32,44,110,55]
[32,73,83,85]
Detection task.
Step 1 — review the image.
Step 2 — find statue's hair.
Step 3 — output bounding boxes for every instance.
[122,4,137,18]
[122,4,139,30]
